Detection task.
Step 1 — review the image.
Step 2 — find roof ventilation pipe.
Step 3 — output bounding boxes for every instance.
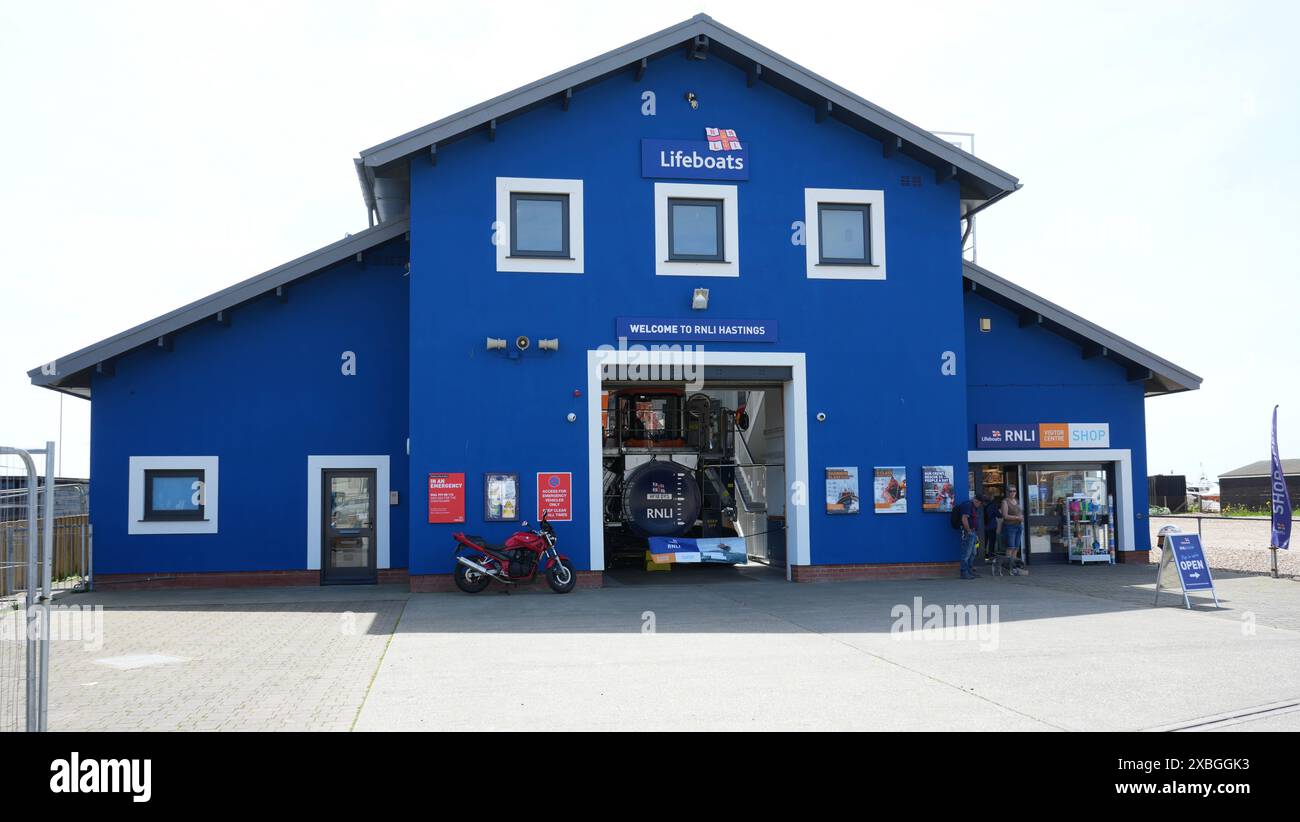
[372,172,410,223]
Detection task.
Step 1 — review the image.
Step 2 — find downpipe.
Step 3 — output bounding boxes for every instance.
[456,554,515,584]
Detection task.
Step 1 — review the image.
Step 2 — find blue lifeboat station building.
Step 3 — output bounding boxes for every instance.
[29,15,1200,590]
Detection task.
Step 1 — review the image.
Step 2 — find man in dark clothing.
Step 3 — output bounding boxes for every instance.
[956,496,984,579]
[983,496,1002,560]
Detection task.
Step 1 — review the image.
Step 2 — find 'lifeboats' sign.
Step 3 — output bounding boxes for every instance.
[641,139,749,180]
[616,316,777,343]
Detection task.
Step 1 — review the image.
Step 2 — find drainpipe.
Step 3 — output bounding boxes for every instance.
[353,158,378,227]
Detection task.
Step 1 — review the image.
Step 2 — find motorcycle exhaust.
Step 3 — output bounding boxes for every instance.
[457,555,515,583]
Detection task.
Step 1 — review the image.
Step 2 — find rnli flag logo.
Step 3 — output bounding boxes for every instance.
[705,127,742,151]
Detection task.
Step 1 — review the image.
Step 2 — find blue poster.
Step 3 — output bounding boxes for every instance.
[1167,533,1215,591]
[616,317,777,343]
[641,139,749,180]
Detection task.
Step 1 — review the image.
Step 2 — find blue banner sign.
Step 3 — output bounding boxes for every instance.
[1271,405,1292,549]
[648,536,747,564]
[1167,533,1215,591]
[976,424,1039,449]
[616,317,777,343]
[641,139,749,180]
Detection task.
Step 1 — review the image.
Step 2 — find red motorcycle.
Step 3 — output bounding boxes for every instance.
[452,512,577,594]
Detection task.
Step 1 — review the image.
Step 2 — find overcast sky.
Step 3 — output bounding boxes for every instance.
[2,0,1296,481]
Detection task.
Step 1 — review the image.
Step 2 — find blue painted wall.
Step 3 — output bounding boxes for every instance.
[963,290,1151,549]
[407,51,972,574]
[90,244,411,574]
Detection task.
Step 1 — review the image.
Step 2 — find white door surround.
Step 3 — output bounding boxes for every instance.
[967,448,1135,552]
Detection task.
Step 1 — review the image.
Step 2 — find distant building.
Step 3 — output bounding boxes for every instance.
[1147,474,1188,512]
[1219,459,1299,510]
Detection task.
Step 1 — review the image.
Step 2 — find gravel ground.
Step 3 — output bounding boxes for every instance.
[1149,515,1298,578]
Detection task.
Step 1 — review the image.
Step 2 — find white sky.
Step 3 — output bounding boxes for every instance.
[2,0,1297,481]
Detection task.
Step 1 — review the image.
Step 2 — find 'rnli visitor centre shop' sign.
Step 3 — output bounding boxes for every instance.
[976,423,1111,449]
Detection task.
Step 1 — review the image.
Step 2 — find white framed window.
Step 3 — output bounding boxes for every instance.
[128,456,219,535]
[654,182,740,277]
[804,188,886,280]
[496,177,584,274]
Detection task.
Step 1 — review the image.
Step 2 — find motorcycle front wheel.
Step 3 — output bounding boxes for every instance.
[454,562,492,594]
[547,558,577,594]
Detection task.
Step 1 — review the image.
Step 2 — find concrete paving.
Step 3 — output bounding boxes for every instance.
[13,563,1299,731]
[356,563,1300,731]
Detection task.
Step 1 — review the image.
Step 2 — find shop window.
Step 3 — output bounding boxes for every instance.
[667,198,725,261]
[804,188,886,280]
[510,193,569,258]
[128,456,219,535]
[143,469,205,521]
[654,182,740,277]
[496,178,584,274]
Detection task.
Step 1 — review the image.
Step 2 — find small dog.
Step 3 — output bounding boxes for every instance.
[990,553,1028,577]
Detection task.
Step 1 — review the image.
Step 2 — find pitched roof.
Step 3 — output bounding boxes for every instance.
[1220,459,1300,478]
[27,219,410,398]
[963,260,1202,397]
[354,13,1020,221]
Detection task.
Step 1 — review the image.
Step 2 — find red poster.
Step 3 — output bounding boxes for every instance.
[536,472,572,522]
[427,472,465,523]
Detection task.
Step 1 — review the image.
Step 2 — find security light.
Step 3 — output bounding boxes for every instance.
[691,288,709,310]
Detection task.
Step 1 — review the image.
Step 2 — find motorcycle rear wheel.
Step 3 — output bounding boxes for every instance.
[547,558,577,594]
[454,562,492,594]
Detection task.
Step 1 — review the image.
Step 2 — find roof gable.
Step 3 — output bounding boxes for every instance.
[28,219,410,397]
[354,14,1019,223]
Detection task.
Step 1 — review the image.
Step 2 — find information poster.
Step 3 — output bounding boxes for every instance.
[825,467,860,514]
[874,466,908,513]
[483,472,519,521]
[921,466,955,512]
[427,472,465,524]
[536,472,572,522]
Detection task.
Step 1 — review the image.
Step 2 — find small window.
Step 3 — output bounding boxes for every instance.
[143,469,205,522]
[667,198,725,262]
[510,193,570,258]
[818,203,871,265]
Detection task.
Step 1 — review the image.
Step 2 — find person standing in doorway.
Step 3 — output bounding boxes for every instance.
[956,496,984,579]
[1001,485,1025,574]
[983,494,1003,561]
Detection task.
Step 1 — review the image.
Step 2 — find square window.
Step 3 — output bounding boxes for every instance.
[667,198,725,262]
[143,469,205,522]
[510,193,569,258]
[804,188,885,280]
[818,203,870,265]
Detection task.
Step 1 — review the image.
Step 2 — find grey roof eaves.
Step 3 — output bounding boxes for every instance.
[28,218,410,397]
[1220,458,1300,478]
[963,260,1203,397]
[357,14,1019,197]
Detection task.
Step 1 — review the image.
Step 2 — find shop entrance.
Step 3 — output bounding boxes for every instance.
[971,461,1117,564]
